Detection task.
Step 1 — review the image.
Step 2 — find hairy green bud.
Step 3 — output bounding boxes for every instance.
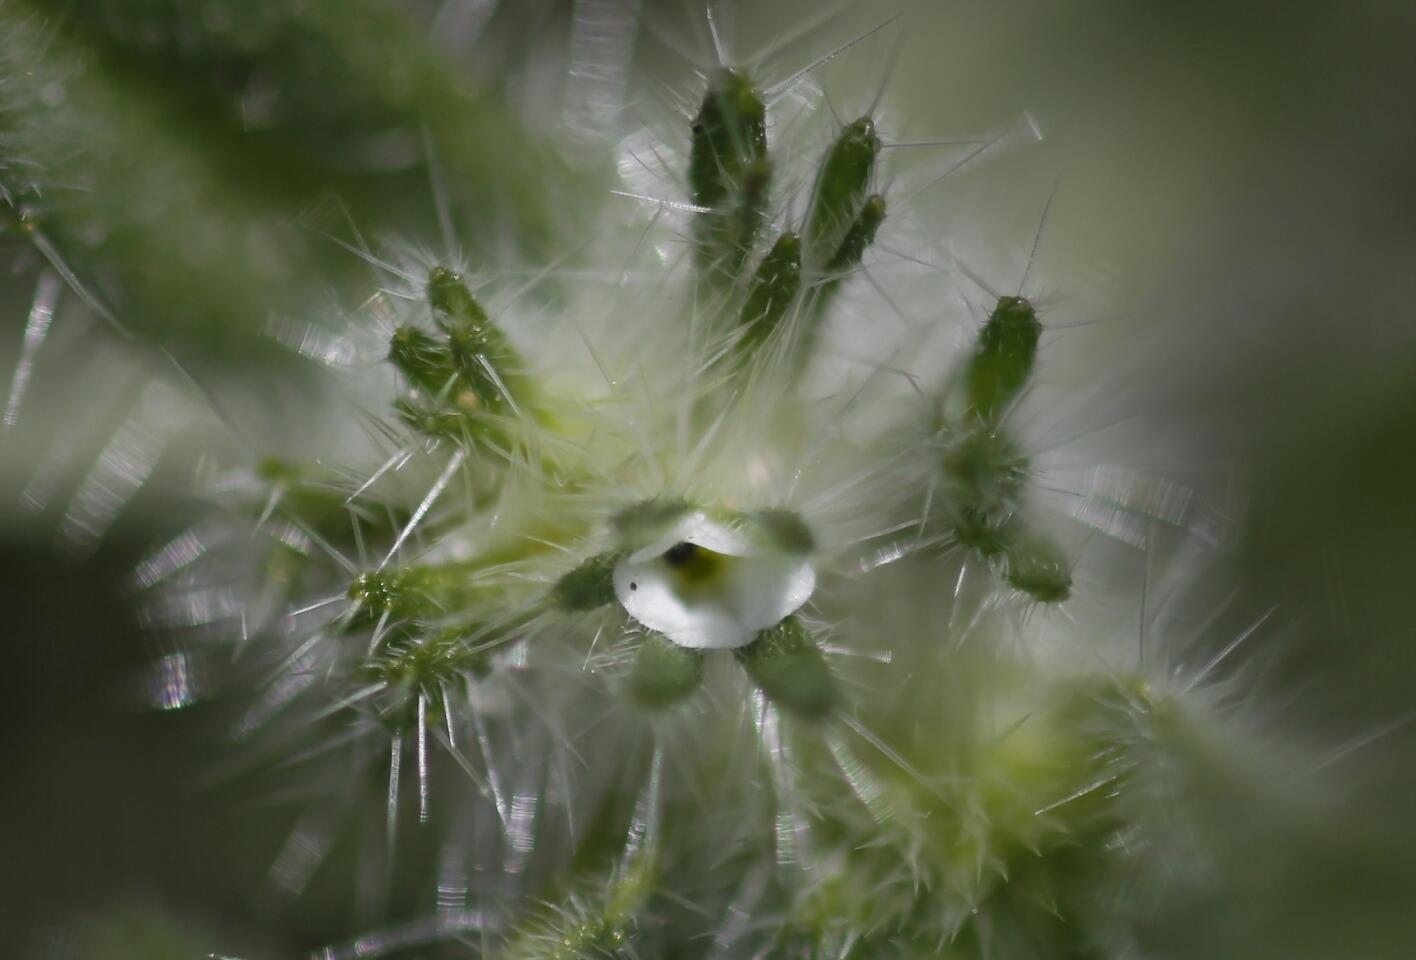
[427,266,527,415]
[804,117,880,272]
[689,68,769,280]
[1002,530,1071,602]
[966,295,1042,422]
[737,232,802,357]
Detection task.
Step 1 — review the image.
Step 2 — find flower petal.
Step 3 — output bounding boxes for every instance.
[613,510,816,649]
[614,558,750,648]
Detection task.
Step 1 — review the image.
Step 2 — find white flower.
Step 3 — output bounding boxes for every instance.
[613,510,815,649]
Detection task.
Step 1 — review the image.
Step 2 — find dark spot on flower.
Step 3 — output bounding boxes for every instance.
[662,541,698,567]
[630,582,638,591]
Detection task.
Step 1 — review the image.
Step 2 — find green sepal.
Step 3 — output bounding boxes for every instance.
[736,616,836,719]
[749,508,817,554]
[552,551,624,611]
[610,498,694,551]
[628,631,705,709]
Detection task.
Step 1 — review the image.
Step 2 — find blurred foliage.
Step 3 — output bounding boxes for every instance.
[1,0,602,384]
